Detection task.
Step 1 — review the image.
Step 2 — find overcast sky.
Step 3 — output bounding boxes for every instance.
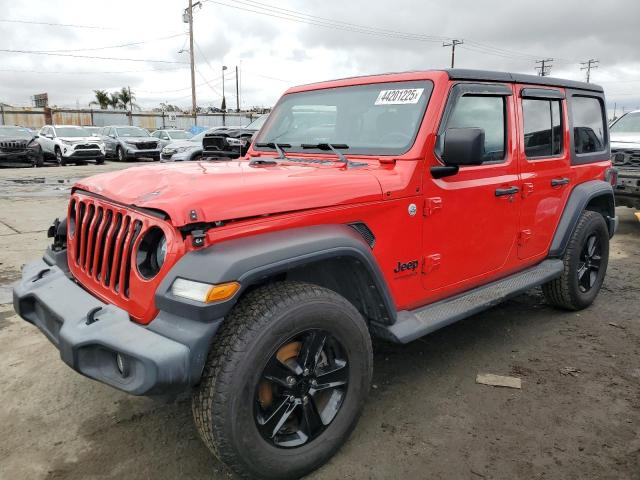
[0,0,639,115]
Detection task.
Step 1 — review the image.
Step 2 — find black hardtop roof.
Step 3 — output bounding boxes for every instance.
[444,69,603,93]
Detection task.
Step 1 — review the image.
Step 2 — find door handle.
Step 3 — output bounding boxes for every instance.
[495,186,520,197]
[551,177,570,187]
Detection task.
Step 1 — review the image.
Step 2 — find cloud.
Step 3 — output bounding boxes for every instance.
[0,0,638,111]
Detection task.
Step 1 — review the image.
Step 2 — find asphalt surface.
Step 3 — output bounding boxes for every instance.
[0,162,638,480]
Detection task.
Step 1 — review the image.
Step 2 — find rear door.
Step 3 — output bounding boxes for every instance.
[422,82,521,294]
[516,86,572,260]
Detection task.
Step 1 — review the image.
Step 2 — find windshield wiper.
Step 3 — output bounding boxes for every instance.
[301,143,365,168]
[255,142,291,159]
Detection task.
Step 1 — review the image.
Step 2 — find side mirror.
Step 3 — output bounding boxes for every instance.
[441,128,485,166]
[34,134,39,138]
[46,134,54,139]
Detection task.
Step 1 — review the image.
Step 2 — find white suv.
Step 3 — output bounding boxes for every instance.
[37,125,106,166]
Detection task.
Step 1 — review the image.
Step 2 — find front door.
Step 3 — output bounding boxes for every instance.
[516,86,572,260]
[422,83,521,296]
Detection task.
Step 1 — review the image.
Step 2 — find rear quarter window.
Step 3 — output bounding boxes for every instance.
[568,92,609,165]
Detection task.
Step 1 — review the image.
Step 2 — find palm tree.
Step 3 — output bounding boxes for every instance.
[109,92,120,109]
[90,90,110,109]
[118,87,139,111]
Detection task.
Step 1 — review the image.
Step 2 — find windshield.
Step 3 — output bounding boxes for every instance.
[116,127,150,137]
[255,80,433,155]
[0,126,33,139]
[611,112,640,134]
[168,130,193,140]
[246,114,268,131]
[56,127,91,137]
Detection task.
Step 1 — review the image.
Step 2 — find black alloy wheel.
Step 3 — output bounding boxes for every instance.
[255,329,349,448]
[577,234,602,292]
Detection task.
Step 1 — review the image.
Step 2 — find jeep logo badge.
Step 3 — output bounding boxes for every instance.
[394,260,419,273]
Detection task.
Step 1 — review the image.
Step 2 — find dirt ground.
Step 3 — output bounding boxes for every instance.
[0,163,638,480]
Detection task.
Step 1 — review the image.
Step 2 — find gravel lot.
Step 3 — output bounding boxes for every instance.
[1,163,638,480]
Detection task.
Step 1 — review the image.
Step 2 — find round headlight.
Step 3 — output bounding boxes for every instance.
[136,227,166,279]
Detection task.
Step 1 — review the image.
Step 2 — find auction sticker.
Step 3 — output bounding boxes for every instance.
[374,88,424,105]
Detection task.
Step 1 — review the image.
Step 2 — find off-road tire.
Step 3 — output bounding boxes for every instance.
[192,281,373,480]
[116,146,125,162]
[54,147,66,166]
[543,210,609,310]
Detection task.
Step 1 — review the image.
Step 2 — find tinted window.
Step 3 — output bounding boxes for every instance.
[571,96,605,154]
[523,99,563,158]
[610,112,640,133]
[255,81,433,155]
[446,95,506,162]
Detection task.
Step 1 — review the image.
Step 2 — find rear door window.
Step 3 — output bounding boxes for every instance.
[522,99,563,158]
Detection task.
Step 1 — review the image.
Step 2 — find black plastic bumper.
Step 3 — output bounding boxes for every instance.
[13,254,222,396]
[126,150,160,160]
[615,170,640,209]
[0,151,37,164]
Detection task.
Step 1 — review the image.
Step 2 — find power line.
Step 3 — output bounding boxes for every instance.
[202,0,562,63]
[0,66,188,75]
[0,18,118,30]
[0,48,189,64]
[580,59,599,83]
[22,32,187,53]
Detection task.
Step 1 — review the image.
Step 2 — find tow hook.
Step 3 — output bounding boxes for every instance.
[191,229,206,248]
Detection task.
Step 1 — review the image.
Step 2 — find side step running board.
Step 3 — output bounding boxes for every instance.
[373,259,564,344]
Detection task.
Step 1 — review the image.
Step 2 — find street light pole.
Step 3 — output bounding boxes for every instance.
[222,65,227,111]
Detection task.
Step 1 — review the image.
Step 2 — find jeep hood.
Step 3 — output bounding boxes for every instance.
[73,160,383,226]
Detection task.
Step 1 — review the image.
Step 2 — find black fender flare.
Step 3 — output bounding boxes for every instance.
[549,180,616,258]
[155,224,397,323]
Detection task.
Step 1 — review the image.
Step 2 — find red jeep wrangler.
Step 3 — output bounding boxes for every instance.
[14,69,617,479]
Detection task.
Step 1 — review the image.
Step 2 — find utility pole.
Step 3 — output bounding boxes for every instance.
[128,86,133,126]
[442,39,463,68]
[580,59,599,83]
[184,1,201,125]
[535,58,554,77]
[235,65,240,113]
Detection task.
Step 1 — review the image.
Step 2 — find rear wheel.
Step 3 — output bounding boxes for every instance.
[543,210,609,310]
[192,282,372,479]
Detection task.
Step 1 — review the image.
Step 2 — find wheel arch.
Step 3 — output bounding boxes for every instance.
[155,224,397,326]
[549,180,616,258]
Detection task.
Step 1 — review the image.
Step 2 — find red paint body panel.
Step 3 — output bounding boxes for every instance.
[66,70,611,325]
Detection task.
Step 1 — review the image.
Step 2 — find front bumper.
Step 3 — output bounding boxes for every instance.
[65,151,105,160]
[615,169,640,209]
[13,253,222,395]
[126,149,161,159]
[0,150,38,164]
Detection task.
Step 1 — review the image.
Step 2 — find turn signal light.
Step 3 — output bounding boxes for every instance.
[171,278,240,303]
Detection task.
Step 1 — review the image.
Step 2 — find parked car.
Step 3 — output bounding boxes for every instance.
[14,69,617,479]
[100,125,161,161]
[0,125,43,167]
[160,129,215,161]
[152,129,193,149]
[610,110,640,208]
[202,114,268,159]
[37,125,105,165]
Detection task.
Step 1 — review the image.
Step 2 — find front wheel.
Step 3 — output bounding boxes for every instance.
[192,282,373,479]
[543,210,609,310]
[55,148,66,166]
[116,146,126,162]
